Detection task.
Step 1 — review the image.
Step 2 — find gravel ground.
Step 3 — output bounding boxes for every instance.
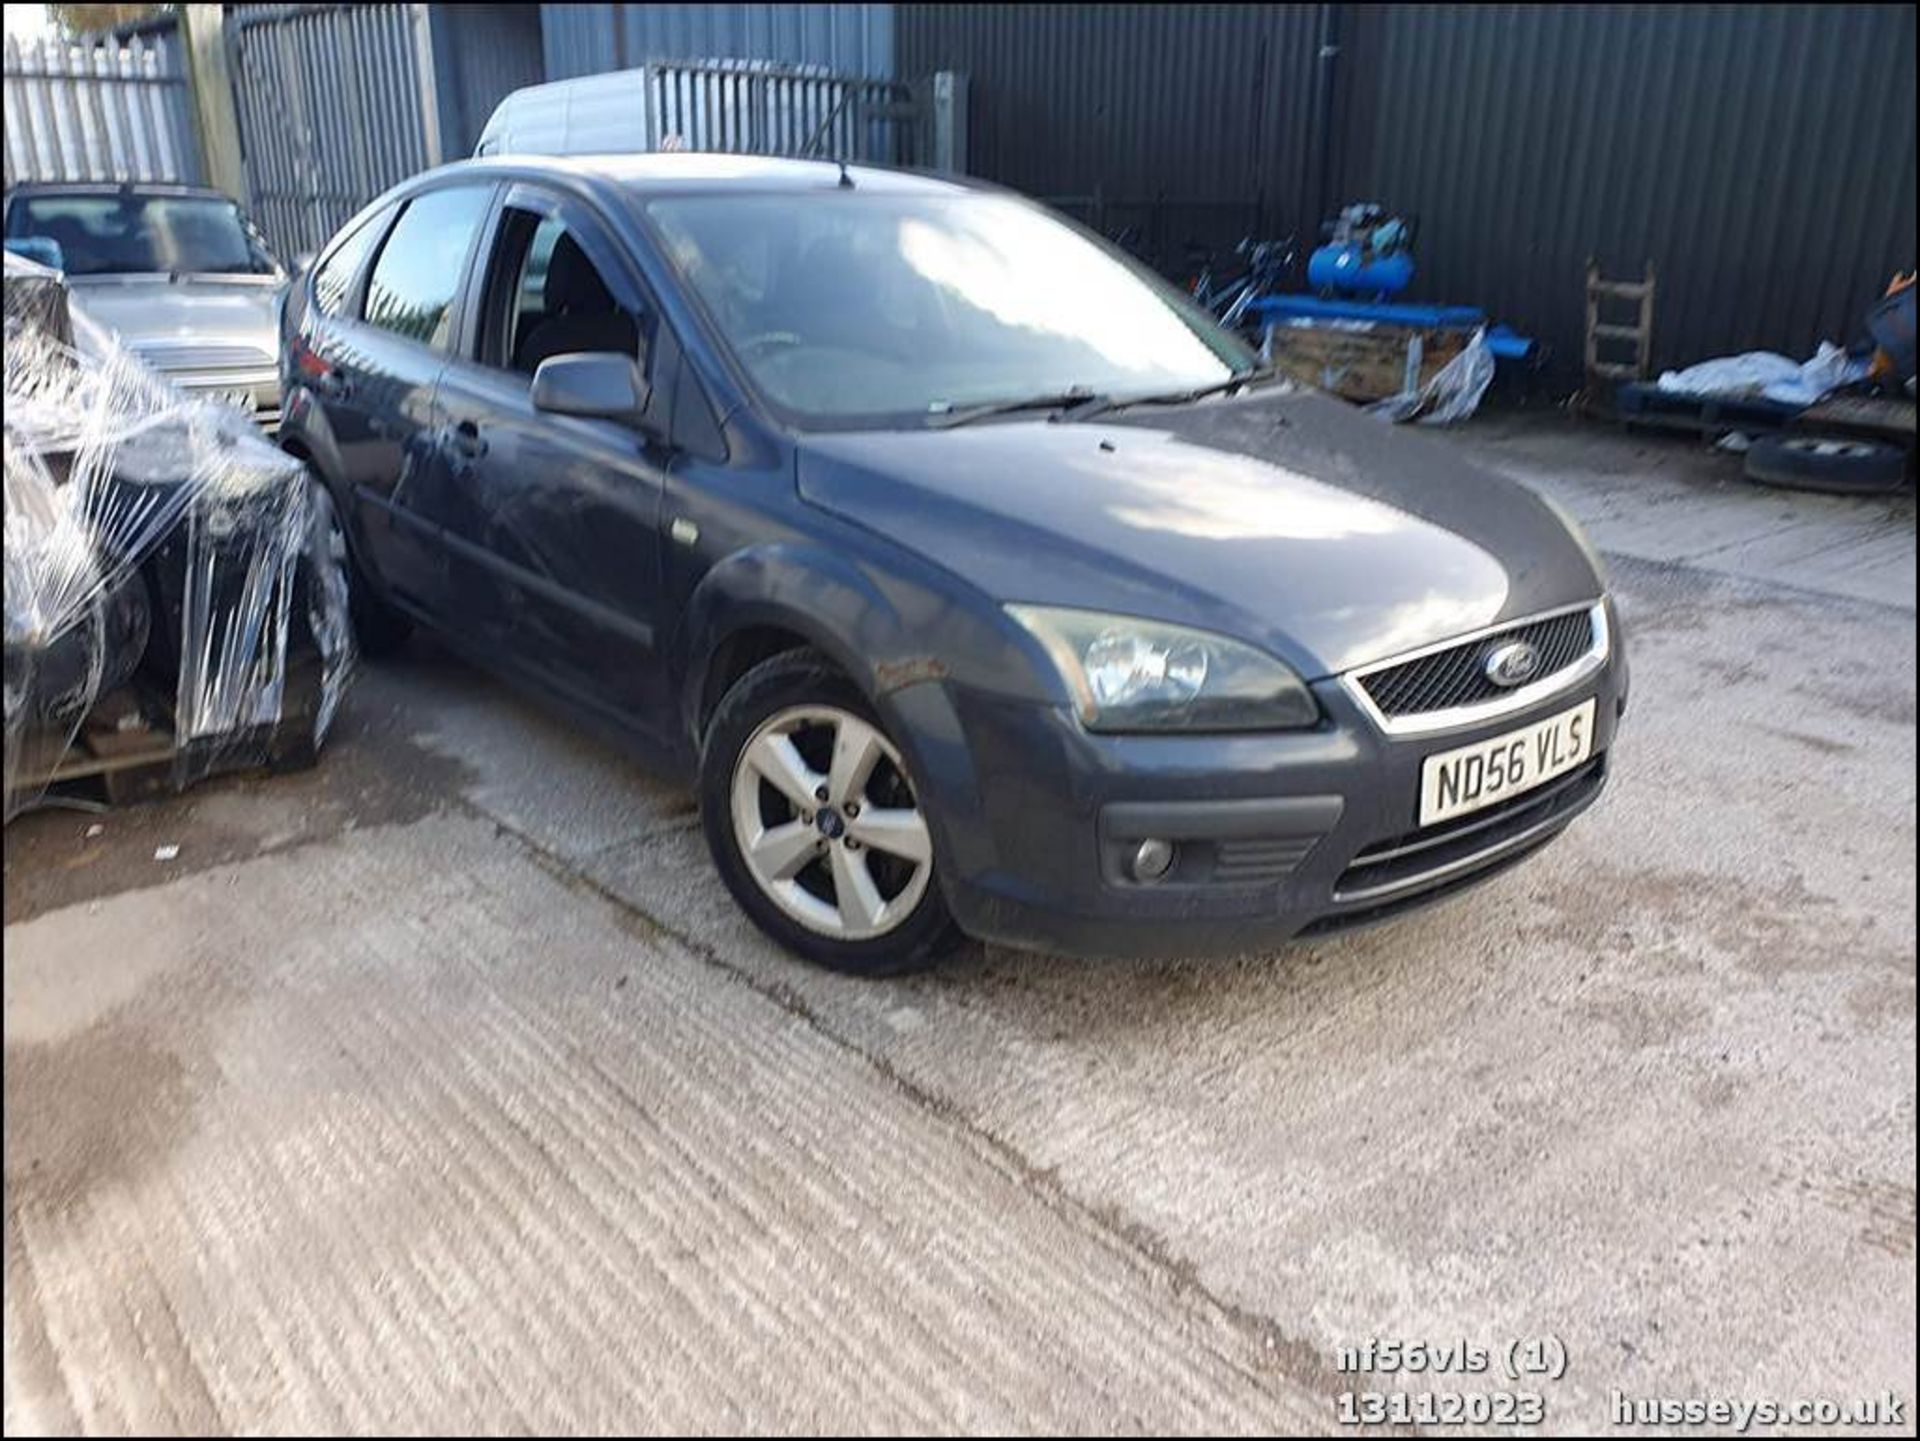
[5,414,1913,1435]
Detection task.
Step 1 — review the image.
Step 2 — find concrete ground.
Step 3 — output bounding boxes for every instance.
[4,413,1914,1435]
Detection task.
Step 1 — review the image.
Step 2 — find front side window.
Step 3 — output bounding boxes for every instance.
[6,192,279,277]
[362,186,493,349]
[474,207,641,375]
[312,206,392,318]
[645,191,1250,428]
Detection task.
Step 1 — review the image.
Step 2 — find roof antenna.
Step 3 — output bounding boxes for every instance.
[837,159,855,190]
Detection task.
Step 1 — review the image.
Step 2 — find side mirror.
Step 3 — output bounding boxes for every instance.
[531,351,651,425]
[5,236,65,271]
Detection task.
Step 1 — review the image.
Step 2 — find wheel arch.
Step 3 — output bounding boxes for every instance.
[682,541,997,861]
[678,541,909,744]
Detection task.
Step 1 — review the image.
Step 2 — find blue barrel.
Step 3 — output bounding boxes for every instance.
[1307,243,1415,297]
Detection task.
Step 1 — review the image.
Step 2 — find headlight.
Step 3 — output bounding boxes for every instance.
[1007,604,1318,732]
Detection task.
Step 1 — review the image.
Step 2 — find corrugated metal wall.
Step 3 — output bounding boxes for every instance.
[899,4,1326,269]
[427,4,547,156]
[3,30,201,186]
[1342,3,1916,376]
[543,4,895,82]
[901,2,1918,377]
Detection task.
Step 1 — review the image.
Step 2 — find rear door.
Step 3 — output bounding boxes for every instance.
[314,183,497,616]
[287,200,393,491]
[424,182,676,733]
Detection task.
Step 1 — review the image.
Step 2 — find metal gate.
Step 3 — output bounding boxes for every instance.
[475,57,946,170]
[3,31,201,186]
[648,59,931,167]
[224,3,439,259]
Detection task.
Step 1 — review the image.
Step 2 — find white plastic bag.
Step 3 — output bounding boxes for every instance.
[1656,341,1869,406]
[1368,327,1496,425]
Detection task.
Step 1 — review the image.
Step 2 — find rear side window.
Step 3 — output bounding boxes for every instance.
[361,186,493,349]
[312,206,391,318]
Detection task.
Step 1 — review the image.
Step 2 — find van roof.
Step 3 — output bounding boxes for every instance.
[440,151,975,197]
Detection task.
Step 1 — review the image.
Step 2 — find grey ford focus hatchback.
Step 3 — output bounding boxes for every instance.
[278,153,1627,974]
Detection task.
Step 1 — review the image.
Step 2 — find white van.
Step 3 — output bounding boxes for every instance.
[475,60,858,159]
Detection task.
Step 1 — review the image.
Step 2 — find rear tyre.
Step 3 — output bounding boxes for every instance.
[701,648,960,976]
[302,469,412,656]
[1744,433,1910,494]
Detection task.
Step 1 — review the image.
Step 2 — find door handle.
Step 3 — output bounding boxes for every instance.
[448,419,488,460]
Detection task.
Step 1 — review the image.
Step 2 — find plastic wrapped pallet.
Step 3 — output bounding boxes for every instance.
[4,252,354,821]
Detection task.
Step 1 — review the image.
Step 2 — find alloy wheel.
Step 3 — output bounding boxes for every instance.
[729,704,933,940]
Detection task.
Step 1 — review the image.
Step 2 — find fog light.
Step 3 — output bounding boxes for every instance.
[1132,837,1176,882]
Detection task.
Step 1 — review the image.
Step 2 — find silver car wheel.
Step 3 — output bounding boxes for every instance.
[729,704,933,941]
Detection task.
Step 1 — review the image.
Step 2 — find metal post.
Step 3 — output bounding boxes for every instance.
[931,70,967,174]
[409,3,443,167]
[179,3,244,197]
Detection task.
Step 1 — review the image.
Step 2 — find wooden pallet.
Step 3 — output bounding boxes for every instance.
[15,689,185,809]
[1612,381,1802,437]
[1265,321,1466,403]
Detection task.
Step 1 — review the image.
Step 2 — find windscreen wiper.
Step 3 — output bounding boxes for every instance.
[1057,366,1281,423]
[927,386,1106,429]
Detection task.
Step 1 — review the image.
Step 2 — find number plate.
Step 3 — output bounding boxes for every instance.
[1418,698,1596,827]
[196,387,255,414]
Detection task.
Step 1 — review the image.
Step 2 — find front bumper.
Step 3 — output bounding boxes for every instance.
[896,632,1628,959]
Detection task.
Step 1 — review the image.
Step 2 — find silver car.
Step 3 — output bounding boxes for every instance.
[3,182,286,430]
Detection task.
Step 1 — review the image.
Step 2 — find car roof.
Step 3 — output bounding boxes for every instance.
[423,151,982,199]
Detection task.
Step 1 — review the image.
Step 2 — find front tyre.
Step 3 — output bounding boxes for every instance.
[701,649,959,976]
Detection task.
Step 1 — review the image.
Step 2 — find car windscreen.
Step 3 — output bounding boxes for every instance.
[645,191,1251,428]
[6,193,280,277]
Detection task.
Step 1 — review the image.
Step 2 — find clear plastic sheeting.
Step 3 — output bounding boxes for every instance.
[1367,327,1496,425]
[1656,341,1871,407]
[4,251,354,821]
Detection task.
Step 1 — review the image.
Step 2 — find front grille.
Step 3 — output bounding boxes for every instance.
[1332,755,1606,902]
[1357,608,1597,718]
[132,342,274,371]
[1297,841,1550,939]
[175,382,278,430]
